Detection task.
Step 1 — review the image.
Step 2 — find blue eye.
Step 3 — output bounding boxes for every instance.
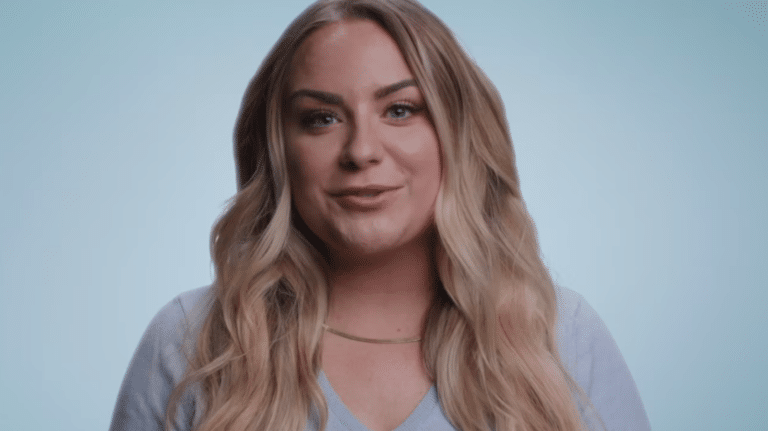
[386,103,418,119]
[300,111,338,129]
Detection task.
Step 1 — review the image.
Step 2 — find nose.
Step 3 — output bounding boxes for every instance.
[339,112,383,170]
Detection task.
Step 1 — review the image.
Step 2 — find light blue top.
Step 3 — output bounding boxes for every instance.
[109,285,651,431]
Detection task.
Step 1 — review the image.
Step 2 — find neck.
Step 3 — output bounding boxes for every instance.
[324,234,437,341]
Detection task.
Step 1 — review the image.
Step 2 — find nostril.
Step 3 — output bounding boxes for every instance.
[339,144,382,170]
[339,157,360,171]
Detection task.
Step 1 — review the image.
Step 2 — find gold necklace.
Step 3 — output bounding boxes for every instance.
[322,324,422,344]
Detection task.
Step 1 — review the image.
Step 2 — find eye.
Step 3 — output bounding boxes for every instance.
[385,102,422,120]
[299,111,339,129]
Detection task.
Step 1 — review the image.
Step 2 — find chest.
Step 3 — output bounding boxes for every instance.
[321,339,433,431]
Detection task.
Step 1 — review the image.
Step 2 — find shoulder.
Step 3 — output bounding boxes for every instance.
[171,284,217,333]
[161,284,216,324]
[554,285,620,370]
[137,284,215,358]
[109,285,216,431]
[554,284,585,334]
[139,285,215,359]
[144,285,216,380]
[554,285,606,361]
[554,285,591,388]
[553,285,651,431]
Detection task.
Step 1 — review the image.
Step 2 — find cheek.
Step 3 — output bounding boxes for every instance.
[286,146,334,231]
[392,124,440,164]
[286,152,306,195]
[404,130,442,185]
[287,153,321,229]
[287,146,321,193]
[420,136,442,209]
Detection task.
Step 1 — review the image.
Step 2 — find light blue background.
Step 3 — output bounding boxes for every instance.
[1,1,766,430]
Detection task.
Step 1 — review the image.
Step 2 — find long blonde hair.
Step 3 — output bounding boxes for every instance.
[168,0,596,430]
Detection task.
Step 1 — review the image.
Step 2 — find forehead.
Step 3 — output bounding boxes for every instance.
[287,19,413,93]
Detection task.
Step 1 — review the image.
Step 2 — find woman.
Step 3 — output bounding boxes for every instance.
[110,0,650,430]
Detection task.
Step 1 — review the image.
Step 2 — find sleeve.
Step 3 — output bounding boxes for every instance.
[109,295,201,431]
[569,293,652,431]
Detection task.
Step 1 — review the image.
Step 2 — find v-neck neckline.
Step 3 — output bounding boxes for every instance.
[318,370,439,431]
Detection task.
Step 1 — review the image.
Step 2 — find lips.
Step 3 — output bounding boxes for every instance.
[330,185,400,197]
[330,185,402,210]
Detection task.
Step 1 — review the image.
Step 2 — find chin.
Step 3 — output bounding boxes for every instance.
[336,235,402,257]
[333,225,434,262]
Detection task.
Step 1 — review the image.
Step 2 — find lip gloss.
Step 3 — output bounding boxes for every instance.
[334,188,401,211]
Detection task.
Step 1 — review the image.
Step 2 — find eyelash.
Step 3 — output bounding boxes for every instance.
[386,100,422,120]
[298,100,423,130]
[299,111,338,129]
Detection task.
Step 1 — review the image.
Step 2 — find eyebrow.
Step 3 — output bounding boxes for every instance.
[289,79,418,106]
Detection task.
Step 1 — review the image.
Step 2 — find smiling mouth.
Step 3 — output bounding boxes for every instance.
[331,186,400,197]
[331,187,401,210]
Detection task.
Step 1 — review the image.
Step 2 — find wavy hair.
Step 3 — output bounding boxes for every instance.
[167,0,599,430]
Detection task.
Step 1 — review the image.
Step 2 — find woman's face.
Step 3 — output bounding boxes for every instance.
[284,19,441,261]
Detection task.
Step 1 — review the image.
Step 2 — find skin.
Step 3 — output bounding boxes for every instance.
[284,19,440,431]
[284,25,441,265]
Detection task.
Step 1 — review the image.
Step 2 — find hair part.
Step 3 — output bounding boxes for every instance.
[167,1,601,430]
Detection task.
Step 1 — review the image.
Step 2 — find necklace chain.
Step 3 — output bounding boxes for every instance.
[322,324,422,344]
